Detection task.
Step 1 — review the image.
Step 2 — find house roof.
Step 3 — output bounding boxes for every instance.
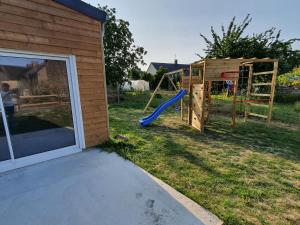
[150,62,189,73]
[53,0,107,23]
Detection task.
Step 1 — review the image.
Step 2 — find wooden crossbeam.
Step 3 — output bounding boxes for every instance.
[143,74,166,113]
[253,71,274,76]
[20,101,61,108]
[252,83,272,86]
[251,93,271,97]
[249,113,268,119]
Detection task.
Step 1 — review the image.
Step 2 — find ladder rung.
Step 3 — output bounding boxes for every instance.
[248,103,269,107]
[251,93,271,97]
[252,83,272,86]
[249,113,268,119]
[253,71,274,76]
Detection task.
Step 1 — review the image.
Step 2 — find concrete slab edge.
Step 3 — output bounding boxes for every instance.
[141,169,223,225]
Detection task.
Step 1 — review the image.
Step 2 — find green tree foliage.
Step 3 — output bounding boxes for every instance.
[140,72,154,83]
[98,6,147,86]
[200,14,300,74]
[152,67,169,89]
[128,68,142,80]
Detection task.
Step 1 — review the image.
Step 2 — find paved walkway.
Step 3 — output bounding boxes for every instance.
[0,150,222,225]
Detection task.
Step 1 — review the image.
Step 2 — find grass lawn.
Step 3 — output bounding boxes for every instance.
[212,94,300,125]
[102,91,300,225]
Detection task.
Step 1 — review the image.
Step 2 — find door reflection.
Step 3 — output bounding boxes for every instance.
[0,56,76,159]
[0,112,11,162]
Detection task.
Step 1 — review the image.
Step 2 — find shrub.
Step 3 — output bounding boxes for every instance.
[275,93,300,103]
[295,101,300,112]
[277,68,300,86]
[155,93,163,99]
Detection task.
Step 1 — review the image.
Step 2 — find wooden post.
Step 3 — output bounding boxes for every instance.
[244,65,253,122]
[206,81,212,122]
[188,65,193,125]
[232,79,238,128]
[267,61,278,126]
[179,70,184,121]
[199,82,206,132]
[181,99,184,121]
[143,74,165,113]
[199,62,206,132]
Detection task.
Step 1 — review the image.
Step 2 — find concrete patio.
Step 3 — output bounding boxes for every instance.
[0,149,222,225]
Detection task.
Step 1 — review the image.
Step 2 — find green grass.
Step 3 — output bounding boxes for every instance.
[212,94,300,125]
[102,91,300,225]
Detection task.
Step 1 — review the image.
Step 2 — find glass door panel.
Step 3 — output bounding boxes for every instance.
[0,55,76,159]
[0,96,11,162]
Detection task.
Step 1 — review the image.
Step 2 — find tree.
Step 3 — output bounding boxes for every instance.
[141,72,153,82]
[152,67,169,89]
[98,6,147,86]
[128,68,142,80]
[200,14,300,74]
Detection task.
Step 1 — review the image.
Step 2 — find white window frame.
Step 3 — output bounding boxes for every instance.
[0,48,85,173]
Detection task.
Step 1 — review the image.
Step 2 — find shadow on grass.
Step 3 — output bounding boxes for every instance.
[108,102,300,163]
[159,137,223,177]
[145,116,300,162]
[99,139,136,160]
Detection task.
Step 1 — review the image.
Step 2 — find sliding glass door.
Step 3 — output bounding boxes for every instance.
[0,95,12,162]
[0,51,83,169]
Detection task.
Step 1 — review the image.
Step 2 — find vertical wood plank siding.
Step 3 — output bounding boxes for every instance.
[0,0,109,147]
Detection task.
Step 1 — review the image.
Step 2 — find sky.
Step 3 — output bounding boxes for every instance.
[86,0,300,70]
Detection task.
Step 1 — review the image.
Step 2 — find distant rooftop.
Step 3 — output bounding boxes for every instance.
[150,62,189,72]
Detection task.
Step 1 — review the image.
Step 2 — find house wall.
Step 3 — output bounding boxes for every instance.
[147,64,157,75]
[0,0,109,147]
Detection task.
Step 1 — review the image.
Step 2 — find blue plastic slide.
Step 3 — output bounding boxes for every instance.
[140,89,187,127]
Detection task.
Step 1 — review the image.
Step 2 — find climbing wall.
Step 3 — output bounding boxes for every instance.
[191,82,211,131]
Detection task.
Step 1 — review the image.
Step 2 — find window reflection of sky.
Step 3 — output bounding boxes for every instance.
[0,56,44,68]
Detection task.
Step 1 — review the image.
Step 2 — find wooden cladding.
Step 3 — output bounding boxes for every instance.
[204,63,240,81]
[0,0,109,146]
[181,76,201,90]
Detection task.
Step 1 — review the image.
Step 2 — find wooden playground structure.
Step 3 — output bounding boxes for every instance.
[144,58,278,132]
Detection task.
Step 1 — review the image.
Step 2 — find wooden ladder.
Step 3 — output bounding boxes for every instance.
[244,62,278,126]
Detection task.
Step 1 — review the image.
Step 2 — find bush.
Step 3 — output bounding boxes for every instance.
[141,72,154,82]
[155,93,163,99]
[152,67,169,90]
[275,93,300,103]
[295,102,300,112]
[277,68,300,86]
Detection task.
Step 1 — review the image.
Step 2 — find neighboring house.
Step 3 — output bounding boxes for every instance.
[123,80,150,91]
[0,0,109,172]
[146,60,189,75]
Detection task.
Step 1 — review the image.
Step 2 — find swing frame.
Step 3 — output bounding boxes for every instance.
[143,69,182,113]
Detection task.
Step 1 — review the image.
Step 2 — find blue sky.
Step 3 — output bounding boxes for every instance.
[86,0,300,70]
